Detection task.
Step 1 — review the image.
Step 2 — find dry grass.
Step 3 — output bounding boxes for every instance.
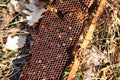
[0,0,120,80]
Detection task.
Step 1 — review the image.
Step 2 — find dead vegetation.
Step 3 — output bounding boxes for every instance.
[0,0,120,80]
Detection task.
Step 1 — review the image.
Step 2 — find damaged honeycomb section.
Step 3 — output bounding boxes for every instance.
[19,0,93,80]
[50,0,93,13]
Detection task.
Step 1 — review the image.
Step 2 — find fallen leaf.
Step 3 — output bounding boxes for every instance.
[23,8,47,26]
[85,45,109,66]
[6,0,47,26]
[82,45,110,80]
[4,35,26,52]
[22,0,47,26]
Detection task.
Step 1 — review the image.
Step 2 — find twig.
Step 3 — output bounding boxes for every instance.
[67,0,107,79]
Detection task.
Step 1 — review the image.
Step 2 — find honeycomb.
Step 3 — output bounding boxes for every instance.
[19,0,93,80]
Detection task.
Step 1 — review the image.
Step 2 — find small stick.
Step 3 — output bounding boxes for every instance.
[67,0,107,80]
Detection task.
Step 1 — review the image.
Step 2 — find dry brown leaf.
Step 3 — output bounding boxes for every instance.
[23,8,47,26]
[85,45,109,66]
[5,0,47,26]
[4,35,26,52]
[22,0,47,26]
[82,45,109,80]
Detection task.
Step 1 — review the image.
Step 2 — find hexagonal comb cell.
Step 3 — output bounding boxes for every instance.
[19,0,93,80]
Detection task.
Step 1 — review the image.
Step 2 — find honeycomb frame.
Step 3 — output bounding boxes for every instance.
[19,0,93,80]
